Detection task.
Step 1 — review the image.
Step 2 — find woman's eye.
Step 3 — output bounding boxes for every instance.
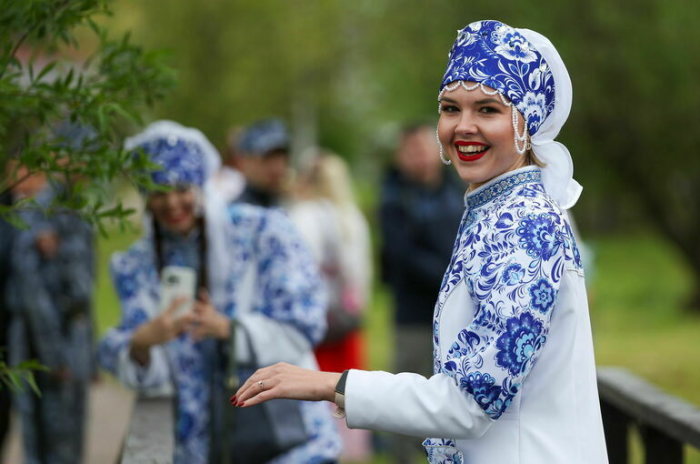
[441,104,459,113]
[479,106,499,114]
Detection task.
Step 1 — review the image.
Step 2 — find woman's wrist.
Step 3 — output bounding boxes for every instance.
[129,328,152,366]
[131,322,155,349]
[323,372,343,403]
[216,316,232,340]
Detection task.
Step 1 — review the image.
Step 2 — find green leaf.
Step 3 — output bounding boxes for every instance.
[36,61,57,82]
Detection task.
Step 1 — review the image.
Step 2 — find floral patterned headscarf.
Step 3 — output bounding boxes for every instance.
[125,120,220,188]
[440,20,582,209]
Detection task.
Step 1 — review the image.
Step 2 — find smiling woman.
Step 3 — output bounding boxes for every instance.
[234,19,608,464]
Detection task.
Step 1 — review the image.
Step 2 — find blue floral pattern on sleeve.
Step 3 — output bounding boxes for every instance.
[432,167,582,422]
[423,438,465,464]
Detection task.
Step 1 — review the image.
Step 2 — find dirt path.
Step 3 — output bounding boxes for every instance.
[2,379,135,464]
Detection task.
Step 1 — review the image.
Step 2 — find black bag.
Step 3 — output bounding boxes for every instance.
[210,322,310,464]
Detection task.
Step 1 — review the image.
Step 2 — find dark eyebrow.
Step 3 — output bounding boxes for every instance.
[439,96,507,106]
[439,96,458,104]
[475,98,506,105]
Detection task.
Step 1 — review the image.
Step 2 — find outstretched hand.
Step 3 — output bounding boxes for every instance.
[232,362,341,408]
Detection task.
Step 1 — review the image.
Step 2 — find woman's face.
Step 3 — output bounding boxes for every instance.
[147,186,198,235]
[438,82,527,190]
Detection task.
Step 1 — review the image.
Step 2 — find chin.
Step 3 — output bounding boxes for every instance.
[453,165,486,185]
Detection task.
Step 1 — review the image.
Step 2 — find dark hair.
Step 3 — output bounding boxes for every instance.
[152,214,208,292]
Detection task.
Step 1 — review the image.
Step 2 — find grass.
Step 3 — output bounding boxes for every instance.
[94,227,700,463]
[588,232,700,464]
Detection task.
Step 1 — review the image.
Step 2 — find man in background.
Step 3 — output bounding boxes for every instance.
[211,126,246,203]
[379,122,466,464]
[235,118,291,208]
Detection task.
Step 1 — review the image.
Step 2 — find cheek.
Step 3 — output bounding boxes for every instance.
[180,194,198,215]
[485,118,515,147]
[437,117,452,145]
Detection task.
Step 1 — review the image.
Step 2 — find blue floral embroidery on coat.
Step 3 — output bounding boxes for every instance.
[430,167,582,425]
[463,372,502,410]
[517,212,561,260]
[495,312,545,377]
[423,438,465,464]
[502,262,525,285]
[529,278,556,314]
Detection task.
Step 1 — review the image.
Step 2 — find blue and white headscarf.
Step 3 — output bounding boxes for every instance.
[125,120,220,188]
[440,20,582,209]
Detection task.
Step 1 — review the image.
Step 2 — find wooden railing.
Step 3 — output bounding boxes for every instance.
[598,367,700,464]
[120,396,174,464]
[118,368,700,463]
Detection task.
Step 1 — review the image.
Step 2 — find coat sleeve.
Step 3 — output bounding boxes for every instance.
[346,206,575,439]
[97,251,173,395]
[248,209,328,347]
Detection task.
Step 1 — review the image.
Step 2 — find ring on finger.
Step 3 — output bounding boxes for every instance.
[258,380,265,391]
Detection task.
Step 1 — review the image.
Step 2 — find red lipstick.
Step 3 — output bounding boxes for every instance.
[455,141,489,162]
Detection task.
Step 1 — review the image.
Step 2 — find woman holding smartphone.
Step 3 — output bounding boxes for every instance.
[234,20,609,464]
[98,121,340,464]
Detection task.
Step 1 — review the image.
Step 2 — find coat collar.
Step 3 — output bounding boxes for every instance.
[465,166,542,210]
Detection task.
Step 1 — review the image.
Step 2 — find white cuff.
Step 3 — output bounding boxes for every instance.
[116,345,173,397]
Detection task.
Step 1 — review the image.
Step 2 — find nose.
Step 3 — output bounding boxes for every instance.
[164,191,179,209]
[455,111,478,136]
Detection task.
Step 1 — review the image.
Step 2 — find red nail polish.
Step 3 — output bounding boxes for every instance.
[229,395,236,403]
[238,402,245,407]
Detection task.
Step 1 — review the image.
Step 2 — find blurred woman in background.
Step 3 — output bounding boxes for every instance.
[98,121,340,464]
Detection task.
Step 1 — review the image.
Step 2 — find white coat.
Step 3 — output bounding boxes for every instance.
[344,167,608,464]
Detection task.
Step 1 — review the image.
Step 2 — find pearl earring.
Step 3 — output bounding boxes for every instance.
[512,106,529,155]
[436,128,451,165]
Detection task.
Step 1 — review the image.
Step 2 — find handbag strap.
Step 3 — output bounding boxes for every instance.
[222,260,258,464]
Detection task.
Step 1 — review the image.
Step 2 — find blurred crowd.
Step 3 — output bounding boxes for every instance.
[0,116,464,464]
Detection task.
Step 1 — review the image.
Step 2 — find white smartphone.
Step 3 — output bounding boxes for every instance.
[160,266,196,318]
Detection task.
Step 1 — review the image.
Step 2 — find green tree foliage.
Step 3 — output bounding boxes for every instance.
[556,0,700,307]
[0,0,176,232]
[0,358,47,395]
[0,0,175,391]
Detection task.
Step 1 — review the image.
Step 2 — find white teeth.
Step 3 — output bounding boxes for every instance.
[457,145,488,154]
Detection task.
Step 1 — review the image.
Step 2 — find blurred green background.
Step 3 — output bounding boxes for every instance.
[89,1,700,462]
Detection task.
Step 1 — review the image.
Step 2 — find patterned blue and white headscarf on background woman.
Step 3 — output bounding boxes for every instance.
[125,120,220,188]
[440,19,582,209]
